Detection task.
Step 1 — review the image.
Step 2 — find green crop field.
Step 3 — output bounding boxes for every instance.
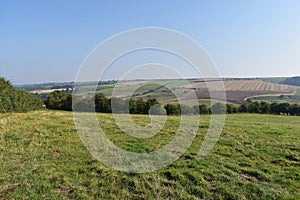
[1,111,299,199]
[247,88,300,104]
[95,79,192,101]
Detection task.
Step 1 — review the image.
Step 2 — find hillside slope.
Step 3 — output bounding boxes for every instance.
[1,110,299,199]
[182,80,298,104]
[281,76,300,86]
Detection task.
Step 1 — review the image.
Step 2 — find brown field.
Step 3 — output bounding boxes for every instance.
[181,80,298,104]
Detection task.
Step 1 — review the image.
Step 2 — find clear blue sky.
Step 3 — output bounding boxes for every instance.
[1,0,300,84]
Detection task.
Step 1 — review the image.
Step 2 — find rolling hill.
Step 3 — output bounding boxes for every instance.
[18,78,300,105]
[181,79,298,104]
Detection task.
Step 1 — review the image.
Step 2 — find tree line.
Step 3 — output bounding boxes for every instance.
[45,91,300,116]
[0,77,43,113]
[45,91,165,114]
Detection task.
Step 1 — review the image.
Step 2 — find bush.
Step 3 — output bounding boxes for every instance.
[211,103,226,114]
[0,77,43,113]
[289,104,300,116]
[164,103,181,115]
[95,93,110,113]
[226,104,239,114]
[197,104,210,114]
[45,91,72,111]
[180,105,194,115]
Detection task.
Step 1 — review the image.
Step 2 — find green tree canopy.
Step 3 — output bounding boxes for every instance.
[0,77,43,112]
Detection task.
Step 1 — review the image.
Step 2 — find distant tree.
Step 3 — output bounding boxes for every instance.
[239,104,248,113]
[129,98,137,114]
[270,102,290,115]
[270,103,280,115]
[180,105,194,115]
[193,105,199,114]
[197,104,210,114]
[136,98,147,114]
[148,104,166,115]
[109,97,126,114]
[164,103,180,115]
[226,104,238,114]
[277,103,290,115]
[145,98,160,113]
[211,103,226,114]
[45,91,71,110]
[289,104,300,116]
[95,93,109,113]
[248,101,261,113]
[259,101,270,114]
[73,96,94,112]
[146,98,166,115]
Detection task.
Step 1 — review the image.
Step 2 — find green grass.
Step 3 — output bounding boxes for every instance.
[248,88,300,104]
[258,77,288,84]
[95,79,193,102]
[1,110,300,199]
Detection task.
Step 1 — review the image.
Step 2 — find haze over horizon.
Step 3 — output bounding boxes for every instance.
[1,1,300,85]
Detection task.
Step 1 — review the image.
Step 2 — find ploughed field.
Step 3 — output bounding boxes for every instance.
[1,110,299,199]
[182,80,298,104]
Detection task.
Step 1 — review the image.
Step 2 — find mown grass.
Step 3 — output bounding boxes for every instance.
[0,110,299,199]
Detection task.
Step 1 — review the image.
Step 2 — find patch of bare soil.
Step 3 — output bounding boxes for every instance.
[52,152,65,158]
[237,173,260,184]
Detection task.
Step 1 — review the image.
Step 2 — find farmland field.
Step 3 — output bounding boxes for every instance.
[1,110,299,199]
[182,80,298,104]
[247,88,300,104]
[24,78,300,105]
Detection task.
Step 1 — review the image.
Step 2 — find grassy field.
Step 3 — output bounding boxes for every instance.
[1,110,300,199]
[247,88,300,104]
[96,80,192,103]
[259,77,288,84]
